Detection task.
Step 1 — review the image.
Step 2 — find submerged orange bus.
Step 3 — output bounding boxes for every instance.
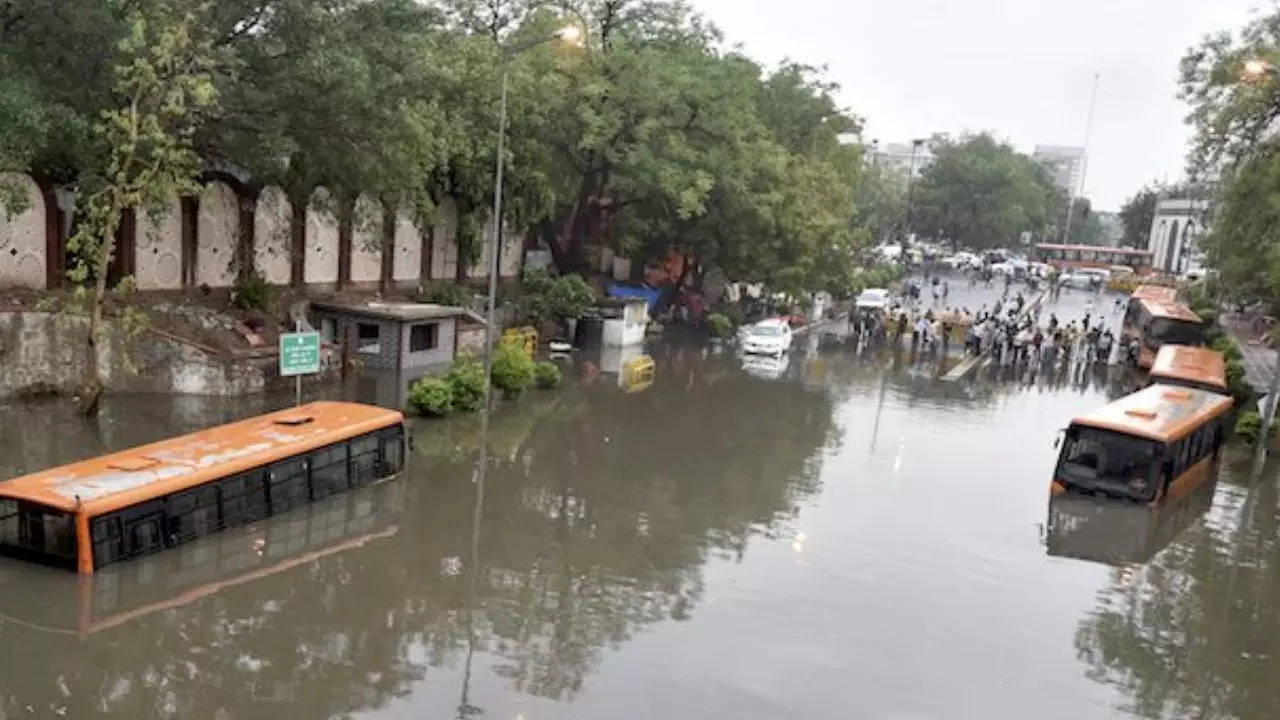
[1148,345,1227,394]
[1052,384,1233,504]
[0,402,404,574]
[1121,297,1204,369]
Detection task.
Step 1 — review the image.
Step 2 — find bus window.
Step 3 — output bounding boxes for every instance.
[350,433,380,485]
[0,499,77,568]
[92,515,123,568]
[268,458,309,513]
[220,470,269,526]
[309,443,350,500]
[166,484,219,545]
[1148,318,1203,348]
[119,500,166,560]
[1057,427,1163,502]
[380,426,404,475]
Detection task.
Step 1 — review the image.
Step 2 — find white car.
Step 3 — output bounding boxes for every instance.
[741,352,791,380]
[1062,269,1108,289]
[740,319,793,357]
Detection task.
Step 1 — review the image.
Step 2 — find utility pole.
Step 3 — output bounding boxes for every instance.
[1062,72,1100,245]
[903,138,926,245]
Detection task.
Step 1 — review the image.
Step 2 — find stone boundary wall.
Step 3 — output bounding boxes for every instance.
[0,311,339,399]
[0,171,524,293]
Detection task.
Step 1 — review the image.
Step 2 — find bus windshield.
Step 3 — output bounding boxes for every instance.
[1148,319,1203,348]
[0,500,78,569]
[1058,427,1163,502]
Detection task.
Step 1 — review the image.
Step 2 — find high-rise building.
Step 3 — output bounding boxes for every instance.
[870,141,935,180]
[1032,145,1086,194]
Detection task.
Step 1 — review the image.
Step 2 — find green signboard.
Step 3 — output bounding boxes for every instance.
[279,332,321,376]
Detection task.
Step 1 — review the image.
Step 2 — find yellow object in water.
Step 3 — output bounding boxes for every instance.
[501,326,538,359]
[622,355,656,393]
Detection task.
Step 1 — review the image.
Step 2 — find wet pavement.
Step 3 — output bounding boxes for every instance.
[0,287,1277,720]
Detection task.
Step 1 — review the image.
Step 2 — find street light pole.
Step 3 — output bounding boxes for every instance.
[481,25,582,411]
[1237,59,1280,451]
[904,138,924,245]
[482,67,509,412]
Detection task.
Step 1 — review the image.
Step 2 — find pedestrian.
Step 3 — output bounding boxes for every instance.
[941,319,952,355]
[1048,313,1058,333]
[1098,329,1114,363]
[942,282,949,303]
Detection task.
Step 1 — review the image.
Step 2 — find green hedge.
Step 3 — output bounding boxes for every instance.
[492,342,535,397]
[534,361,562,389]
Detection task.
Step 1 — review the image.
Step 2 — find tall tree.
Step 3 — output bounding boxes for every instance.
[1118,185,1159,248]
[66,0,219,416]
[1180,7,1280,306]
[910,133,1055,251]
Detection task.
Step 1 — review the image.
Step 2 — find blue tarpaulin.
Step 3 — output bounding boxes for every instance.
[607,283,662,311]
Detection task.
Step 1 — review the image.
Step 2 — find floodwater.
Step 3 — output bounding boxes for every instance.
[1,316,1278,718]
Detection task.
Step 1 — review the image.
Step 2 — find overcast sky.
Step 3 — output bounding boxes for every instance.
[688,0,1265,211]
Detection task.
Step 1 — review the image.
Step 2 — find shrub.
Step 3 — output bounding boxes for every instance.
[419,281,474,307]
[706,312,734,339]
[519,268,595,324]
[1212,335,1244,363]
[492,342,535,397]
[408,376,454,417]
[233,272,271,312]
[1196,307,1219,328]
[1234,410,1276,445]
[445,355,486,412]
[534,360,563,389]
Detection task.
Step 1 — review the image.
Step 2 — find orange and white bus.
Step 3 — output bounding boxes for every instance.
[0,402,404,574]
[1121,297,1204,368]
[1148,345,1227,394]
[1052,384,1233,504]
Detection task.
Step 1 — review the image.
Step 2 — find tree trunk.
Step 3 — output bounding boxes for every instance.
[79,200,123,418]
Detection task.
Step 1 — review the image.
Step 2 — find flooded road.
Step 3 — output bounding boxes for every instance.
[1,309,1277,719]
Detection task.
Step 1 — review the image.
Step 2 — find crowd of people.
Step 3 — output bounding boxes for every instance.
[848,271,1124,370]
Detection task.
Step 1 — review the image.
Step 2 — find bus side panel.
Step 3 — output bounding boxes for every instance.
[1167,454,1215,503]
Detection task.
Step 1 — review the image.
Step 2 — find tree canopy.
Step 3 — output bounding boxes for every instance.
[1180,5,1280,306]
[0,0,941,297]
[909,133,1058,250]
[1118,185,1159,249]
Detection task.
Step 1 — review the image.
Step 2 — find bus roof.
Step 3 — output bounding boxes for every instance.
[1070,384,1233,442]
[1150,345,1227,390]
[1131,284,1178,303]
[1139,298,1202,323]
[0,402,403,515]
[1035,243,1152,256]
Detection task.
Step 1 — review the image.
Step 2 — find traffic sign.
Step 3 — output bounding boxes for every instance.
[279,332,321,376]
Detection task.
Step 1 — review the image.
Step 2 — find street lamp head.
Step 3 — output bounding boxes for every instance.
[1243,58,1274,80]
[556,24,584,46]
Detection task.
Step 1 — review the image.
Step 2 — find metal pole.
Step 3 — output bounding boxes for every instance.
[482,67,509,412]
[295,319,302,407]
[904,140,921,244]
[1261,351,1280,453]
[1062,72,1100,245]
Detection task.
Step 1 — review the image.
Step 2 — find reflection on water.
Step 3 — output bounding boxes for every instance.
[0,337,1278,718]
[1075,450,1280,720]
[1046,474,1218,566]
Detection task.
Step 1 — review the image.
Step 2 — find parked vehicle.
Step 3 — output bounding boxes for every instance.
[1063,268,1109,289]
[740,319,793,357]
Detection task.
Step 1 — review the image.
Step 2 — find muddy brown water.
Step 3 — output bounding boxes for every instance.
[0,334,1277,720]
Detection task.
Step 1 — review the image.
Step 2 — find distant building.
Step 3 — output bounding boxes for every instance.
[1095,211,1122,247]
[1032,145,1086,194]
[1146,194,1210,276]
[870,141,935,180]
